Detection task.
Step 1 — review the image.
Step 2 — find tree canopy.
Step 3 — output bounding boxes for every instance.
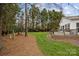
[0,4,20,36]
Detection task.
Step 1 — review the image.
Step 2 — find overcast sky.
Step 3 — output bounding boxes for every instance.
[35,3,79,16]
[20,3,79,16]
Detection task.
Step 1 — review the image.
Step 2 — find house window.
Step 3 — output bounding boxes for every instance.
[67,23,70,30]
[60,26,64,31]
[65,23,70,32]
[76,23,79,32]
[62,26,64,31]
[65,24,67,29]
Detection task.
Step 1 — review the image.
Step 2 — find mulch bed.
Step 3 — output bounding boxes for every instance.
[53,35,79,40]
[0,34,43,56]
[48,34,79,46]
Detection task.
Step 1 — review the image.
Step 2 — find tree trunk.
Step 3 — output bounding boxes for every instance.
[0,17,2,39]
[0,26,2,39]
[32,19,34,31]
[50,29,55,39]
[25,3,28,36]
[12,30,15,39]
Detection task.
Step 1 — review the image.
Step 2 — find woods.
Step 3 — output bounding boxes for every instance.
[0,4,20,38]
[0,3,63,37]
[27,4,63,32]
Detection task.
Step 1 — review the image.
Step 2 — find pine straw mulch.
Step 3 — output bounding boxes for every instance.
[0,34,43,56]
[48,34,79,46]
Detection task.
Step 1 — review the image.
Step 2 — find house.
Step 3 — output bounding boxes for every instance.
[59,16,79,35]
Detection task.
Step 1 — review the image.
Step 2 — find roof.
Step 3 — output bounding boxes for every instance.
[63,16,79,20]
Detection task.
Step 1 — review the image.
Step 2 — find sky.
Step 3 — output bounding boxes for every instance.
[20,3,79,16]
[35,3,79,16]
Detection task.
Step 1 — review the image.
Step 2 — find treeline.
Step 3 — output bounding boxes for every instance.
[27,4,63,32]
[0,3,63,36]
[0,4,20,36]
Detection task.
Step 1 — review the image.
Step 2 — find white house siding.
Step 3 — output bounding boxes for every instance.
[70,20,79,29]
[71,20,79,35]
[59,18,71,27]
[59,17,79,35]
[60,18,79,29]
[59,18,71,30]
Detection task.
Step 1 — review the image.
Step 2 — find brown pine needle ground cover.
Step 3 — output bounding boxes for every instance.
[48,34,79,46]
[0,34,43,56]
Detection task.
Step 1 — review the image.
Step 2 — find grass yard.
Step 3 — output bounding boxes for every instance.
[29,32,79,56]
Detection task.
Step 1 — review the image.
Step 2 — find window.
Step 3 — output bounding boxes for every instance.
[76,23,79,32]
[65,24,67,29]
[62,26,64,31]
[67,23,70,30]
[77,23,79,27]
[60,26,64,31]
[64,23,70,32]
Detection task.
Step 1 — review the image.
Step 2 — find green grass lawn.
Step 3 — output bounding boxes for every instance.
[29,32,79,56]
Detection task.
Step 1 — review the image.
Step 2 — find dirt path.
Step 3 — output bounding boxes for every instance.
[0,35,43,56]
[48,34,79,46]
